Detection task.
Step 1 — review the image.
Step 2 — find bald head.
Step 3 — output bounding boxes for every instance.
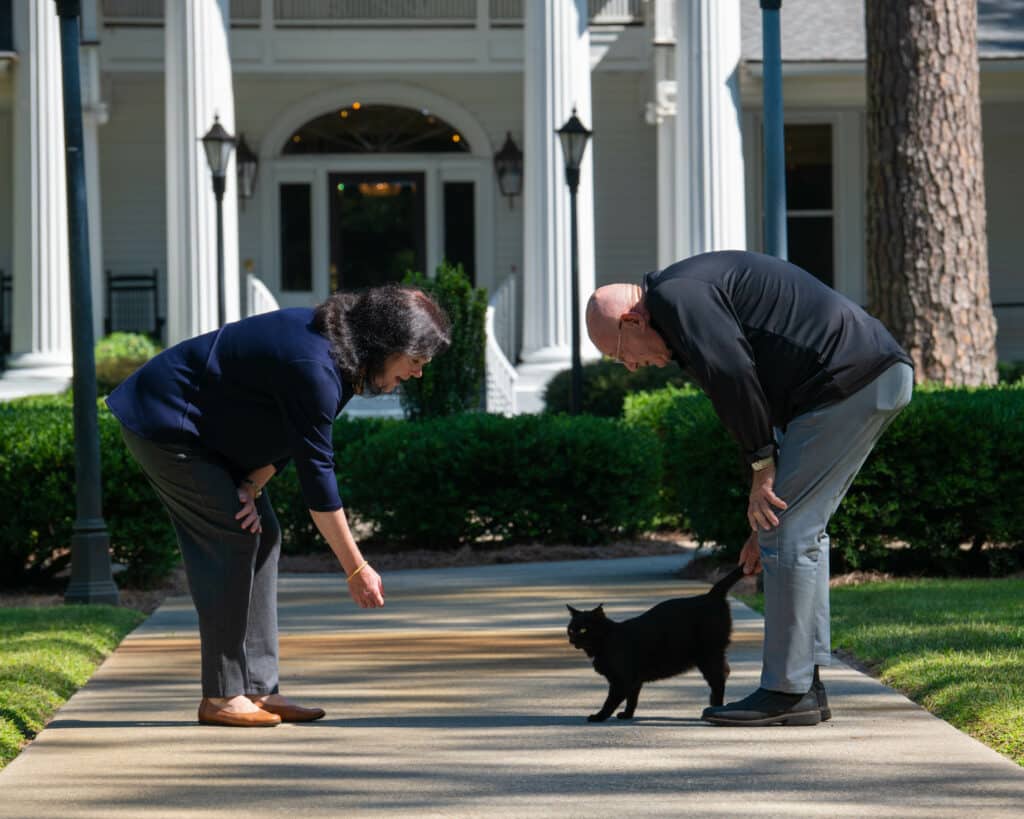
[586,283,644,354]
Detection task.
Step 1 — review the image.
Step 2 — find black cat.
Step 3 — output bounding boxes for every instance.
[566,566,746,722]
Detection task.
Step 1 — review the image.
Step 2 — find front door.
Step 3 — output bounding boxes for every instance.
[328,172,426,292]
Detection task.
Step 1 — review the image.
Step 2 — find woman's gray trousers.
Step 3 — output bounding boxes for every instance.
[122,427,281,698]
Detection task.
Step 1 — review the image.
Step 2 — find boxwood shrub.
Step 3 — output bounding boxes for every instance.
[543,358,692,417]
[624,382,1024,575]
[0,396,177,589]
[94,332,162,394]
[341,413,663,547]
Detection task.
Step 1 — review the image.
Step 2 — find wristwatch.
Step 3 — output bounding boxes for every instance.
[751,456,775,472]
[241,477,263,498]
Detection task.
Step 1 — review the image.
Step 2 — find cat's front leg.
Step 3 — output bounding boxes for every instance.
[588,684,627,722]
[617,685,642,719]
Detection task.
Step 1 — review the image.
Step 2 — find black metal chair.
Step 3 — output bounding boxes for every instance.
[104,269,164,342]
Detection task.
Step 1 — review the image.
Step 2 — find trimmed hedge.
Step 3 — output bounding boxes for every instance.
[0,401,661,584]
[0,396,177,589]
[94,332,162,395]
[342,413,663,547]
[270,415,403,555]
[624,383,1024,575]
[544,358,692,417]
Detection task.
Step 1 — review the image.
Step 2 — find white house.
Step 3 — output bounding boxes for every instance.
[1,0,1021,410]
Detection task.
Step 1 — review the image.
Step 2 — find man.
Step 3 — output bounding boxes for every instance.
[586,250,913,726]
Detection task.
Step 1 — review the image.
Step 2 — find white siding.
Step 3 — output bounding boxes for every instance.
[983,102,1024,361]
[100,75,168,318]
[592,70,658,287]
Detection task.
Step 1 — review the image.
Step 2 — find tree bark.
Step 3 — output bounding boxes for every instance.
[865,0,997,385]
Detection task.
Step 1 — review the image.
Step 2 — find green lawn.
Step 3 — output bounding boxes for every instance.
[0,605,145,769]
[739,578,1024,767]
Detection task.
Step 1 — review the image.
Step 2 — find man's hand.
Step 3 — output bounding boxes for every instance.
[748,463,787,531]
[347,564,385,609]
[739,531,761,575]
[235,485,262,534]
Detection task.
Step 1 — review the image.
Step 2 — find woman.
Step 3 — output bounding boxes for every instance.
[107,285,450,727]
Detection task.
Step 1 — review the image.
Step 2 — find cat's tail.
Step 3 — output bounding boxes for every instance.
[708,565,748,597]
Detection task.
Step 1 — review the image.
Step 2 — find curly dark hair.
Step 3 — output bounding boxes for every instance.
[312,284,451,395]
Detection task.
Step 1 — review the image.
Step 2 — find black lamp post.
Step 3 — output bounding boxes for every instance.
[556,108,592,416]
[201,117,236,327]
[55,0,118,606]
[761,0,787,259]
[235,134,258,204]
[494,132,523,209]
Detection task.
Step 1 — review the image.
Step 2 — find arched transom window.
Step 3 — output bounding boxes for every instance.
[282,103,471,154]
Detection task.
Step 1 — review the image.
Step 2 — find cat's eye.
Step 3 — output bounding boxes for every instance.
[579,628,587,633]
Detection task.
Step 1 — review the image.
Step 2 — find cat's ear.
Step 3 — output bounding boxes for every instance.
[567,604,580,615]
[595,604,606,615]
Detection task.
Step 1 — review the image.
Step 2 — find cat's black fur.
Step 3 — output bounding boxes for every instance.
[566,566,746,722]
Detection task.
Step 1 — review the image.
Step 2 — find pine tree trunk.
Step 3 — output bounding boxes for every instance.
[865,0,998,386]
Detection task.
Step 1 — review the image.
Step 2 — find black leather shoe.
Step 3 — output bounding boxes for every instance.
[813,666,832,722]
[702,687,821,726]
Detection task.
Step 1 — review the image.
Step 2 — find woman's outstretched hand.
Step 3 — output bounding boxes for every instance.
[347,564,385,609]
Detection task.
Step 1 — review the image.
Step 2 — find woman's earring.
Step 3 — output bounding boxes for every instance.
[354,369,365,395]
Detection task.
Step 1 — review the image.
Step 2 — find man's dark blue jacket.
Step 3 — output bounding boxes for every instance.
[107,307,353,511]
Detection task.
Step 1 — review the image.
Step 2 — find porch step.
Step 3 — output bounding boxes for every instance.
[513,360,568,415]
[341,392,405,418]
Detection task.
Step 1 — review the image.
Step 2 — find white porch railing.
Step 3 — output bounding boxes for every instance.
[246,274,281,317]
[276,0,476,25]
[101,0,644,26]
[484,274,518,415]
[490,0,645,26]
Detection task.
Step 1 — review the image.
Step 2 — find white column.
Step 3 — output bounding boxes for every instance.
[521,0,596,364]
[673,0,746,258]
[7,0,72,375]
[165,0,239,344]
[81,44,108,343]
[647,0,677,270]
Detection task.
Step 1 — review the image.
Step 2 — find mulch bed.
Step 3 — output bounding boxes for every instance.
[0,534,904,616]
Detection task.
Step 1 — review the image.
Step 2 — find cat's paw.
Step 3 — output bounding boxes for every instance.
[587,713,610,723]
[616,711,634,720]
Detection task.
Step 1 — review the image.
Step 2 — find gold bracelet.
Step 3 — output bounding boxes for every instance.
[241,478,263,498]
[346,560,369,583]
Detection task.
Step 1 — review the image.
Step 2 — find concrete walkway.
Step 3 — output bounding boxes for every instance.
[1,556,1022,817]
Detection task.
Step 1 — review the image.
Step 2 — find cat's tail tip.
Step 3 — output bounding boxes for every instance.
[709,565,747,596]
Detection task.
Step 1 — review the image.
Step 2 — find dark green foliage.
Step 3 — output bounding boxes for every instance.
[400,262,487,418]
[998,361,1024,384]
[624,383,1024,575]
[342,413,662,548]
[544,358,692,417]
[624,387,749,550]
[271,415,403,555]
[0,397,178,589]
[94,332,162,395]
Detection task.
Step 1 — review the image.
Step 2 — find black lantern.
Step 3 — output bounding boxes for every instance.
[201,115,236,179]
[556,108,593,415]
[556,108,592,191]
[494,131,523,209]
[236,134,258,200]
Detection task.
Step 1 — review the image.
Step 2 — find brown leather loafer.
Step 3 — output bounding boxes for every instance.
[252,699,326,723]
[198,698,281,727]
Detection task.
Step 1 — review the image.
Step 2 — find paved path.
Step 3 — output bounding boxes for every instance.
[1,556,1022,817]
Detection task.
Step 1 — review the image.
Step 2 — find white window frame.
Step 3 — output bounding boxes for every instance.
[743,109,866,305]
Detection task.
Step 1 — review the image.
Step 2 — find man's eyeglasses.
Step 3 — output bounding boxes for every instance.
[613,319,624,365]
